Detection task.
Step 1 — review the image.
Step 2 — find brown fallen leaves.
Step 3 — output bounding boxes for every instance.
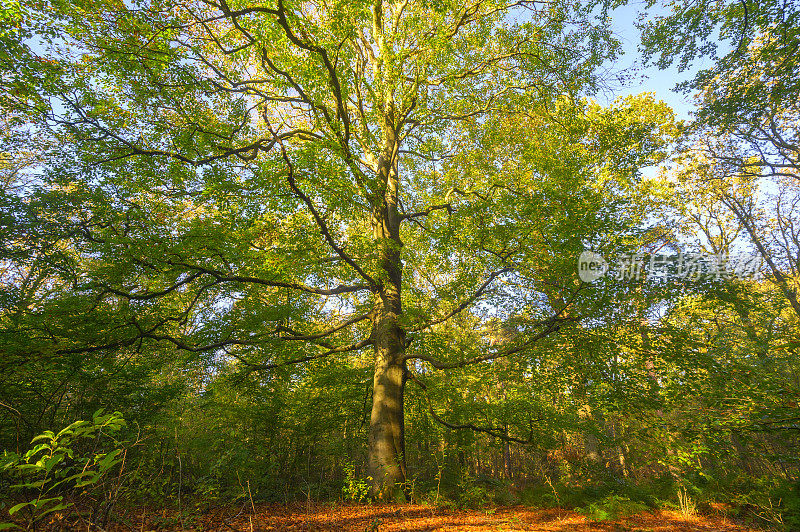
[119,503,765,532]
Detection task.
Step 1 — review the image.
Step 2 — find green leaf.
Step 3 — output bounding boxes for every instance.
[29,431,54,444]
[0,452,19,470]
[10,480,46,489]
[74,472,100,487]
[31,497,63,510]
[56,420,89,439]
[43,454,63,473]
[35,502,72,520]
[15,463,44,472]
[24,443,49,459]
[96,449,122,472]
[8,502,31,516]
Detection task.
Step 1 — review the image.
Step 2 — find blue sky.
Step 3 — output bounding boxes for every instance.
[599,2,715,121]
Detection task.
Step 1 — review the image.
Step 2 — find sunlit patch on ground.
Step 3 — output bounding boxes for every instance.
[98,503,764,532]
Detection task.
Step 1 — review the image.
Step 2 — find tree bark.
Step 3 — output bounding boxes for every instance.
[367,341,407,499]
[367,111,408,500]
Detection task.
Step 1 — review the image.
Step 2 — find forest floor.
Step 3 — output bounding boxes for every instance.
[113,503,768,532]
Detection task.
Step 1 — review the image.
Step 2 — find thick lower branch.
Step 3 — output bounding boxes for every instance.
[166,260,370,295]
[276,313,371,341]
[246,338,373,370]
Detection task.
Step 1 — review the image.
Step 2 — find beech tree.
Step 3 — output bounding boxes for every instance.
[0,0,686,499]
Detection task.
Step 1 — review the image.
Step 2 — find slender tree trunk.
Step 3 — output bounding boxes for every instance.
[725,195,800,320]
[503,428,512,480]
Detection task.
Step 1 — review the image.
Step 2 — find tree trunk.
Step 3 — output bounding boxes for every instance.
[367,346,407,499]
[367,275,407,499]
[367,112,408,500]
[503,439,512,480]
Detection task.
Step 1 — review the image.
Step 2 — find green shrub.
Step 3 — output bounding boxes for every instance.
[451,475,519,508]
[453,474,490,509]
[519,484,561,508]
[341,461,371,503]
[732,477,800,530]
[577,494,649,521]
[457,483,491,509]
[0,410,126,531]
[493,484,519,506]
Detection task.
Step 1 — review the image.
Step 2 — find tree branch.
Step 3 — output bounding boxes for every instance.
[267,120,379,290]
[400,203,452,221]
[408,267,512,333]
[276,312,371,341]
[165,260,371,295]
[234,338,373,370]
[405,315,573,368]
[407,370,538,444]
